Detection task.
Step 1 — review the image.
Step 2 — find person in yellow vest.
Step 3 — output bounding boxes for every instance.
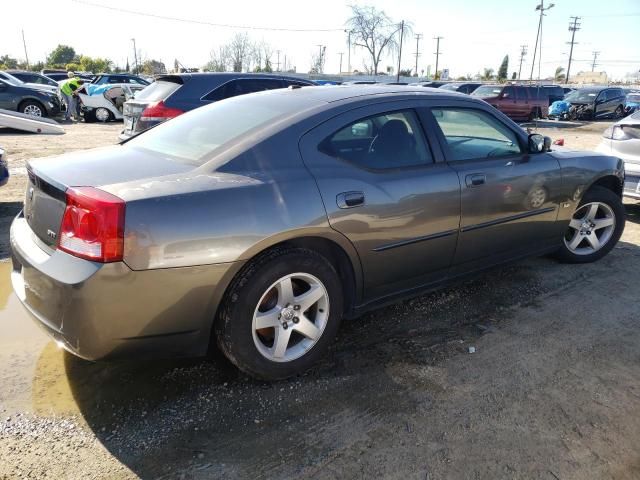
[60,72,85,122]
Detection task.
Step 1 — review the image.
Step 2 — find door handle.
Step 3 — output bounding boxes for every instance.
[337,191,365,209]
[465,174,486,187]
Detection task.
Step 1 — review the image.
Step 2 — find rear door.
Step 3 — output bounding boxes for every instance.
[0,81,15,110]
[499,86,518,118]
[595,90,612,118]
[300,101,461,301]
[428,104,562,272]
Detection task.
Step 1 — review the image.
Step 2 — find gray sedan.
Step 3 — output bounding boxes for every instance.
[11,86,625,380]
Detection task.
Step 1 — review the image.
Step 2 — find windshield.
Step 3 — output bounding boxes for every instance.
[564,90,599,103]
[471,86,502,98]
[0,72,22,86]
[439,83,460,91]
[126,91,304,166]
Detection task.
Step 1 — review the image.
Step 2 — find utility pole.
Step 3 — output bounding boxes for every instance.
[338,52,344,73]
[131,38,139,74]
[591,51,600,72]
[413,33,423,77]
[346,29,353,74]
[21,29,29,69]
[433,36,443,79]
[529,1,555,82]
[276,50,281,71]
[565,16,581,83]
[396,20,405,82]
[518,45,527,80]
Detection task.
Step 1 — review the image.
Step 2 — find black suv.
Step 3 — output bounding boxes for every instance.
[564,87,627,119]
[120,73,316,139]
[0,78,61,117]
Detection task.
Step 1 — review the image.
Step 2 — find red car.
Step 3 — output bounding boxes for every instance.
[472,85,548,121]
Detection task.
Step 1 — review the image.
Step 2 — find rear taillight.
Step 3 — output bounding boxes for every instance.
[139,101,183,122]
[58,187,125,263]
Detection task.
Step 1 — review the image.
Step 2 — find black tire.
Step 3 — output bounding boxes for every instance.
[19,100,46,118]
[215,247,343,380]
[554,186,625,264]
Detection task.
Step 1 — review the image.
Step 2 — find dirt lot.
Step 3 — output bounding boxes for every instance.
[2,120,640,479]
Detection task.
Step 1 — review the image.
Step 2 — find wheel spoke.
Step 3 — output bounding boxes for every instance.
[593,217,614,230]
[568,232,584,250]
[276,277,294,305]
[294,284,324,312]
[586,233,601,251]
[254,308,281,329]
[569,218,583,230]
[271,326,292,359]
[294,315,321,340]
[586,203,599,221]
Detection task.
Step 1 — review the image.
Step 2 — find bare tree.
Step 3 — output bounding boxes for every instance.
[347,5,402,75]
[228,32,252,72]
[203,46,229,72]
[309,46,326,74]
[253,41,274,72]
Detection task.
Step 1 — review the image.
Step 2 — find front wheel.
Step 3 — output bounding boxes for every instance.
[215,247,343,380]
[20,101,45,117]
[555,186,625,263]
[94,107,112,122]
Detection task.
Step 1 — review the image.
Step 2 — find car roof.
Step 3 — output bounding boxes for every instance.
[163,72,313,81]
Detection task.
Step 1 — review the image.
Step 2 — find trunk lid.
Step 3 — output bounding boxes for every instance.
[122,79,183,136]
[25,145,193,247]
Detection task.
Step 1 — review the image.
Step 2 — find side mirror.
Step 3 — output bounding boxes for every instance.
[528,133,552,153]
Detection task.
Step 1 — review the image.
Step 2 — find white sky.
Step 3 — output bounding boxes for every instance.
[1,0,639,80]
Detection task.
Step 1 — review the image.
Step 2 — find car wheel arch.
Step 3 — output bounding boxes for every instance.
[18,98,46,115]
[587,174,623,198]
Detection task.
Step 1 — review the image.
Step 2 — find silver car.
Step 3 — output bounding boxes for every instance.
[11,86,625,380]
[597,111,640,199]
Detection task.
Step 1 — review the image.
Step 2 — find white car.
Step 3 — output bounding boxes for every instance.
[596,111,640,199]
[77,84,146,122]
[0,71,59,95]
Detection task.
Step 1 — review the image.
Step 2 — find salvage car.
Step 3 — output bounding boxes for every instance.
[0,71,58,95]
[78,84,146,122]
[596,110,640,199]
[564,87,627,120]
[6,70,60,94]
[0,78,61,117]
[120,73,316,139]
[11,86,625,380]
[91,74,150,86]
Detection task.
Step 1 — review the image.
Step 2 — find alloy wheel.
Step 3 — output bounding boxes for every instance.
[564,201,616,255]
[23,104,42,117]
[252,273,329,363]
[95,108,110,122]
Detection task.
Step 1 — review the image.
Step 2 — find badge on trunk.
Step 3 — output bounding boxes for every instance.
[47,229,57,239]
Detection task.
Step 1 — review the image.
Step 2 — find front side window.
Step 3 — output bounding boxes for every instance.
[502,86,516,99]
[319,110,433,170]
[431,108,522,161]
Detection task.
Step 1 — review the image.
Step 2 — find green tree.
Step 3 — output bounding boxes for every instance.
[141,59,166,75]
[497,55,509,81]
[47,45,76,66]
[511,71,517,80]
[554,66,566,82]
[481,68,495,80]
[0,55,19,69]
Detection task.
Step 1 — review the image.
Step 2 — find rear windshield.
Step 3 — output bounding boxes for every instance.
[472,86,502,98]
[134,80,181,102]
[125,92,304,166]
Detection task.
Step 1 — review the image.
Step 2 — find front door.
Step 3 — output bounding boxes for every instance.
[300,102,461,301]
[429,106,562,271]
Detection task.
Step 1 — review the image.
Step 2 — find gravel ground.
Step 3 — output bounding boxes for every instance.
[1,119,640,479]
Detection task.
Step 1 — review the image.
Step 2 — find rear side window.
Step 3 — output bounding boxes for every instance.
[515,86,527,100]
[431,108,522,161]
[203,78,284,101]
[134,80,181,102]
[502,86,516,99]
[319,110,433,170]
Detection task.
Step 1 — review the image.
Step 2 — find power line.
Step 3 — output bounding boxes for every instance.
[565,16,581,84]
[72,0,344,32]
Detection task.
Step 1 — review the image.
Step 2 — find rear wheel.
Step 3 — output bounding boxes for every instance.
[215,247,343,380]
[94,107,112,122]
[555,186,624,263]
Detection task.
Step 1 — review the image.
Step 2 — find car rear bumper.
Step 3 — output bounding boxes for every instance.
[10,214,237,361]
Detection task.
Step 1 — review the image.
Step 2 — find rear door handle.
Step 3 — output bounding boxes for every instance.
[337,191,365,209]
[465,174,486,187]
